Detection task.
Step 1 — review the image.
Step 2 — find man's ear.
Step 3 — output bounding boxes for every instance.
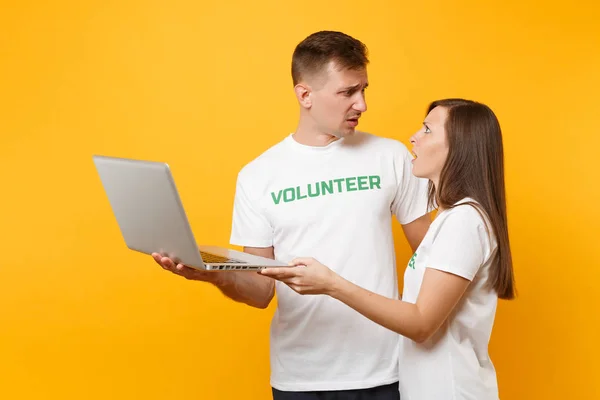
[294,83,312,109]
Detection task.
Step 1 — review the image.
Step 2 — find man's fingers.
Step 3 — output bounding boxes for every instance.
[150,255,214,282]
[160,257,176,269]
[152,253,164,266]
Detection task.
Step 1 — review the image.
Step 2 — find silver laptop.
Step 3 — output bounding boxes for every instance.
[92,155,287,271]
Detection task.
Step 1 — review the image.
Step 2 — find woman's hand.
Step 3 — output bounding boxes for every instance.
[260,257,341,295]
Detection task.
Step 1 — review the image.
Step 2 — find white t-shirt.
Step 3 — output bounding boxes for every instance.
[398,198,500,400]
[230,132,429,391]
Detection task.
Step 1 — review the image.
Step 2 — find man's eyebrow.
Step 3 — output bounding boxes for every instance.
[341,83,368,91]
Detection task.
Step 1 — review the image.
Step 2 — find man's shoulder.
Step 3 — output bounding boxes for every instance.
[237,136,289,181]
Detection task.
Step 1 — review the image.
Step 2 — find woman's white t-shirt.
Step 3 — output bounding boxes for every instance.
[398,198,500,400]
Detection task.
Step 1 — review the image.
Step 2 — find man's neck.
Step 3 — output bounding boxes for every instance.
[293,120,339,147]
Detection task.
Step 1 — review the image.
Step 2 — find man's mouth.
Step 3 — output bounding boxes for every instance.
[346,115,360,127]
[346,117,359,127]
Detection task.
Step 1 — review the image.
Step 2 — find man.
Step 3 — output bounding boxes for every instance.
[153,31,431,399]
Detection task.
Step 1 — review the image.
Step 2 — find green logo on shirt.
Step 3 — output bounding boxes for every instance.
[408,252,417,269]
[270,175,381,205]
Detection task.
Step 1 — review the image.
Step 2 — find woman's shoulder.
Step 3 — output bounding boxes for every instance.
[434,198,494,244]
[441,198,488,222]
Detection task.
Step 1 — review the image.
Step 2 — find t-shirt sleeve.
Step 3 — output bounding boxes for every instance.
[390,142,430,224]
[426,206,489,281]
[229,171,273,248]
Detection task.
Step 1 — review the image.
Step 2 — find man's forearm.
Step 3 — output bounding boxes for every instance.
[213,271,275,309]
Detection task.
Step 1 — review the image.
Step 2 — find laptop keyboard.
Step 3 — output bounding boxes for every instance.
[200,251,244,264]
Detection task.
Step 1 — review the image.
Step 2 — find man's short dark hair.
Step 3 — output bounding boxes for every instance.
[291,31,369,86]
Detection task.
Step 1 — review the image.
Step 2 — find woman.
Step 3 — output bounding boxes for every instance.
[261,98,516,399]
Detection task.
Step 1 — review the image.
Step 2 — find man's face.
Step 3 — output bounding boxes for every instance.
[304,61,368,138]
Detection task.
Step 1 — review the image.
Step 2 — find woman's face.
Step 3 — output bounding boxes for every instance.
[409,105,450,187]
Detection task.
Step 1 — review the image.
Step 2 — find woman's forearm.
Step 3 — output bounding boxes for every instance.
[330,278,429,343]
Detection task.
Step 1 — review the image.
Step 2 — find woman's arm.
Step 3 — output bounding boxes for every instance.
[261,258,470,343]
[332,266,469,342]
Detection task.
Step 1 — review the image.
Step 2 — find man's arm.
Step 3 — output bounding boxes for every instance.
[212,246,276,309]
[152,246,276,309]
[401,212,432,252]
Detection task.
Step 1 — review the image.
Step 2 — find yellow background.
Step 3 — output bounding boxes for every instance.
[1,0,598,399]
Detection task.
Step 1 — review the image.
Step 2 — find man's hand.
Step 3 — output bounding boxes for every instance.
[260,257,341,295]
[151,247,276,309]
[152,253,223,284]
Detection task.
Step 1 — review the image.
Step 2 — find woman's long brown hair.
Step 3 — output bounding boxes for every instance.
[427,99,516,299]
